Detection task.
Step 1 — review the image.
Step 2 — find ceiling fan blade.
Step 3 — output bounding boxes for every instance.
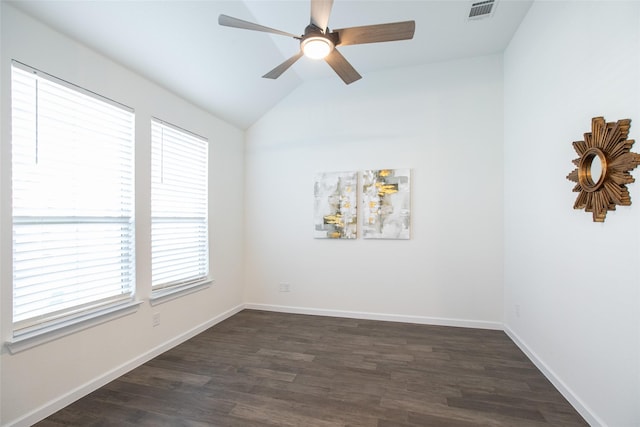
[310,0,334,31]
[263,51,304,79]
[218,14,299,39]
[324,48,361,85]
[334,21,415,46]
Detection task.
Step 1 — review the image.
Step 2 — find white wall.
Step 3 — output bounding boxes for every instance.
[245,54,504,328]
[504,2,640,426]
[0,5,245,426]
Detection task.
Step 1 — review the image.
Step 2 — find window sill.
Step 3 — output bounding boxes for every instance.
[150,279,214,306]
[5,300,142,354]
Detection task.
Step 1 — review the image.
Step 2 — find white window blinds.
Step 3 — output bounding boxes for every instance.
[11,62,136,334]
[151,119,209,291]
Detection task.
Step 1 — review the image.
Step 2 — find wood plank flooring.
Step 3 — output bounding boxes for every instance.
[36,310,588,426]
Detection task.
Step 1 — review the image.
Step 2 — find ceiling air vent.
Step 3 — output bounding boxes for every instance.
[468,0,496,20]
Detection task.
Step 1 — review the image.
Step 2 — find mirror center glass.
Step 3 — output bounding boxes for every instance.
[590,154,603,184]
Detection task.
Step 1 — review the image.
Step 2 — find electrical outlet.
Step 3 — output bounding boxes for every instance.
[152,313,160,327]
[279,282,290,292]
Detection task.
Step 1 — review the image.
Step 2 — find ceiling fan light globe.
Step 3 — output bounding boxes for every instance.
[302,37,333,60]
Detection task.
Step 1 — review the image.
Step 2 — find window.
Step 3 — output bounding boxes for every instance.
[151,119,209,295]
[10,62,136,336]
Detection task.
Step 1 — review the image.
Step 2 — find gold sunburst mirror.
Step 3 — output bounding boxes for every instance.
[566,117,640,222]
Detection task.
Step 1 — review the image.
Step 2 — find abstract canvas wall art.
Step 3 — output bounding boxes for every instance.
[362,168,411,239]
[314,171,357,239]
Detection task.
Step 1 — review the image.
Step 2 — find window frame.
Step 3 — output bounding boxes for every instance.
[150,118,211,303]
[7,61,139,351]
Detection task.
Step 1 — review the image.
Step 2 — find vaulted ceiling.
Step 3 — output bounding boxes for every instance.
[10,0,533,129]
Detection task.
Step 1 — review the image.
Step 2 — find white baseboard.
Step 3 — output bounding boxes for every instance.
[504,325,603,427]
[9,303,244,427]
[243,302,503,330]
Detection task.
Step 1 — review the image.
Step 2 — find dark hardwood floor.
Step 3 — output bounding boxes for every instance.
[36,310,588,426]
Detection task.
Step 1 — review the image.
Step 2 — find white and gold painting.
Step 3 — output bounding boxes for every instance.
[314,171,357,239]
[362,169,411,239]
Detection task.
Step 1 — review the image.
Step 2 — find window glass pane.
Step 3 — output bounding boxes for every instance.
[151,120,208,290]
[11,62,135,333]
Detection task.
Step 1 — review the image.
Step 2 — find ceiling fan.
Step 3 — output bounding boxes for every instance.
[218,0,415,84]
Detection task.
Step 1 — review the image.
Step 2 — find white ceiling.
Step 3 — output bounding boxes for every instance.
[9,0,533,129]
